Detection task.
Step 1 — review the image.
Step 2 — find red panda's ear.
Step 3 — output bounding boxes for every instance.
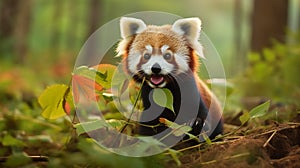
[172,18,205,59]
[120,17,147,39]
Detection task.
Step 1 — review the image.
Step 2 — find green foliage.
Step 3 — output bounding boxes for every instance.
[2,134,26,147]
[35,62,212,165]
[73,65,116,89]
[239,112,251,126]
[0,64,166,167]
[74,119,109,135]
[248,100,270,118]
[4,152,31,167]
[239,39,300,106]
[73,66,108,84]
[239,100,270,125]
[75,138,164,168]
[38,84,69,119]
[159,118,198,141]
[153,88,174,112]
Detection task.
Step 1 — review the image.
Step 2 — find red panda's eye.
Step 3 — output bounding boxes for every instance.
[163,53,172,60]
[143,53,151,60]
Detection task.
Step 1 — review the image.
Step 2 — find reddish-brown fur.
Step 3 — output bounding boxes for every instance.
[119,23,223,138]
[120,28,222,119]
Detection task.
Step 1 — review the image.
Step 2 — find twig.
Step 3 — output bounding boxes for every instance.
[253,124,299,138]
[263,130,277,148]
[111,77,145,147]
[175,143,205,153]
[0,156,49,162]
[200,152,250,165]
[287,122,300,125]
[119,77,145,134]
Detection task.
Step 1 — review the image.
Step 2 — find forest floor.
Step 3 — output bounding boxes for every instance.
[166,115,300,168]
[1,65,300,168]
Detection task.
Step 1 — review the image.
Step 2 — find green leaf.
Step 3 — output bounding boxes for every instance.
[249,100,270,118]
[239,100,270,125]
[173,125,192,137]
[73,65,115,89]
[239,111,250,125]
[137,136,166,146]
[106,119,127,130]
[153,88,174,112]
[38,84,69,119]
[93,64,117,89]
[201,133,212,145]
[159,118,192,137]
[2,134,26,147]
[4,152,31,167]
[185,132,199,142]
[74,119,110,135]
[73,66,107,81]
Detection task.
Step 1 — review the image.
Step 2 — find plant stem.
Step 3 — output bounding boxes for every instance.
[111,77,145,147]
[119,77,145,133]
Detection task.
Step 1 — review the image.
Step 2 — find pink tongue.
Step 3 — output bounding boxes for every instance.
[150,76,164,85]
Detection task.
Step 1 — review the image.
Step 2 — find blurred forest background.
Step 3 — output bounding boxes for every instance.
[0,0,300,167]
[1,0,298,72]
[1,0,300,106]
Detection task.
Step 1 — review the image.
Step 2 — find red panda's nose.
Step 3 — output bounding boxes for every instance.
[151,63,161,74]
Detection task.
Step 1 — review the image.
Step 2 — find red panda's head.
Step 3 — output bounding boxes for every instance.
[117,17,204,88]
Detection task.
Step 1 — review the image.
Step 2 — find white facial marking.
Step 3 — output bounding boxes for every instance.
[145,45,153,53]
[174,53,189,74]
[161,45,169,53]
[141,56,174,75]
[128,49,141,73]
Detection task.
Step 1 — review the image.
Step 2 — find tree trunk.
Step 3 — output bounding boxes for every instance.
[14,0,32,64]
[0,0,20,59]
[83,0,102,66]
[67,0,80,51]
[51,0,63,56]
[232,0,243,75]
[251,0,289,52]
[87,0,102,38]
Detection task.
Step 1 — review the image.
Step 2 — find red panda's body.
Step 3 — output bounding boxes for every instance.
[117,17,223,142]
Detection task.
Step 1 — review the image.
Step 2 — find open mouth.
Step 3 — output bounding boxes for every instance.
[149,75,166,87]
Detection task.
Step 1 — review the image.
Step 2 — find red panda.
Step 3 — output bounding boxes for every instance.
[117,17,223,142]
